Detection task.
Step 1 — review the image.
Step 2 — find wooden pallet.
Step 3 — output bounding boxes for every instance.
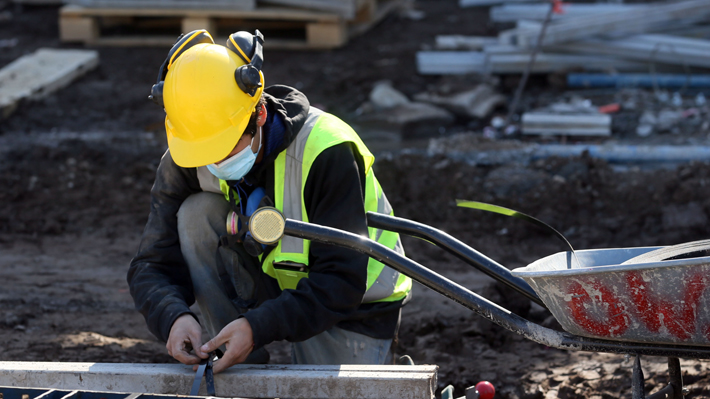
[59,0,401,49]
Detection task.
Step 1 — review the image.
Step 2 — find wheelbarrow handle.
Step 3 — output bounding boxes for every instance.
[366,212,545,308]
[283,218,710,359]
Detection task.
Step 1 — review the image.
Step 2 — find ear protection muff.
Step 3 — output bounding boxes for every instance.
[148,29,265,106]
[148,29,215,107]
[225,30,264,97]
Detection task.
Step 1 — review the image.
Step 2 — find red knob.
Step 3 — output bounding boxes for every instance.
[475,381,495,399]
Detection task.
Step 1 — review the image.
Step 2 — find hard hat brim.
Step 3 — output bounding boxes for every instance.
[165,108,250,168]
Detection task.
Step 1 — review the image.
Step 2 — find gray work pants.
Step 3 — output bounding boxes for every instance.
[176,191,392,365]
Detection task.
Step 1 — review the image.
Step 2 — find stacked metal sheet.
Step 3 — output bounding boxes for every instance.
[417,0,710,75]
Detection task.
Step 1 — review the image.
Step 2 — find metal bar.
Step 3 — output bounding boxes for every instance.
[284,219,710,358]
[0,364,437,399]
[668,357,683,398]
[505,0,553,124]
[366,212,544,307]
[632,355,645,399]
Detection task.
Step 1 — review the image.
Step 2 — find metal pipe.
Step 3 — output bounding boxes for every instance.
[504,0,555,125]
[366,212,545,308]
[567,73,710,89]
[632,355,645,399]
[284,219,710,359]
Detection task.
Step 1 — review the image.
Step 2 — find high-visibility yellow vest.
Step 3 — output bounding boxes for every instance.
[197,108,411,303]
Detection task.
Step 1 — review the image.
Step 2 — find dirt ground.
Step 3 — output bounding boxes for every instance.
[3,2,710,398]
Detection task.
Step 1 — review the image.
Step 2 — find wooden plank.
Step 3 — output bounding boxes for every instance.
[77,35,341,50]
[0,362,438,399]
[65,0,255,10]
[306,21,347,48]
[12,0,63,3]
[349,0,403,38]
[181,16,216,33]
[258,0,358,19]
[351,0,375,24]
[522,113,611,136]
[60,4,341,22]
[0,49,99,119]
[59,14,98,42]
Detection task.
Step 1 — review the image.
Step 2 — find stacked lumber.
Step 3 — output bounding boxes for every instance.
[417,0,710,75]
[59,0,402,49]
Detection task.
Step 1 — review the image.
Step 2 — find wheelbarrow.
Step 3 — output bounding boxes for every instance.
[246,206,710,399]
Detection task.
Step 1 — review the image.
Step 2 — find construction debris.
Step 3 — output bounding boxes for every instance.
[358,82,455,139]
[416,51,487,75]
[508,0,710,49]
[485,53,646,74]
[417,0,710,78]
[369,80,410,109]
[434,35,498,51]
[520,97,612,137]
[522,113,611,136]
[489,3,649,23]
[380,102,455,138]
[416,51,646,75]
[0,48,99,119]
[551,35,710,69]
[413,84,506,119]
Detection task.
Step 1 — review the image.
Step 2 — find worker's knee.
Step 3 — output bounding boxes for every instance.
[177,191,230,243]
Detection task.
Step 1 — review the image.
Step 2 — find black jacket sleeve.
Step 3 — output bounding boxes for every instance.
[244,142,371,348]
[127,150,202,342]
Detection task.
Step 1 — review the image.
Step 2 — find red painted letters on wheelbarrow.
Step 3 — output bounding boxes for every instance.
[626,271,708,341]
[567,271,709,341]
[568,280,629,337]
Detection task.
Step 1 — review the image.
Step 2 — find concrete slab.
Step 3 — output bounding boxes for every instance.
[0,48,99,119]
[0,362,438,399]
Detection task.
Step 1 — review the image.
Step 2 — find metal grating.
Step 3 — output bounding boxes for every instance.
[0,386,219,399]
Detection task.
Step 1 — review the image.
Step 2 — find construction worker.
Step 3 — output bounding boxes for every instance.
[127,30,411,373]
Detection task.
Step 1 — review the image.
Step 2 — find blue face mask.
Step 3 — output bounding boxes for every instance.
[207,131,261,181]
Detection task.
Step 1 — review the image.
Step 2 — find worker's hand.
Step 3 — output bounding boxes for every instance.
[199,317,254,374]
[166,314,208,365]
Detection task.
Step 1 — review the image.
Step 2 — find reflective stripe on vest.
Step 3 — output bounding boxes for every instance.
[279,108,324,254]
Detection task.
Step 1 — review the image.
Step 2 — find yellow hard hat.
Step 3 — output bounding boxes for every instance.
[152,30,265,168]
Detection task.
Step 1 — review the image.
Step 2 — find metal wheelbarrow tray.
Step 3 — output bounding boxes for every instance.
[512,247,710,346]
